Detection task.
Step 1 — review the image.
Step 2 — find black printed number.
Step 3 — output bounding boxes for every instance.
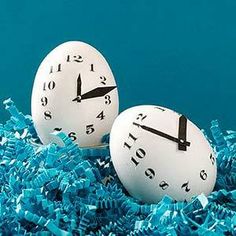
[41,97,48,106]
[145,168,155,179]
[44,111,52,120]
[86,124,95,135]
[68,132,77,141]
[136,113,147,121]
[100,76,107,85]
[49,64,61,74]
[159,181,169,190]
[105,95,111,105]
[54,128,77,141]
[210,154,215,165]
[200,170,207,180]
[43,81,56,91]
[154,106,165,112]
[131,148,146,166]
[123,133,138,149]
[181,181,191,192]
[67,55,83,63]
[96,111,105,120]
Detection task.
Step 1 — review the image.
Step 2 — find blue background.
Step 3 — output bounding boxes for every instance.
[0,0,236,131]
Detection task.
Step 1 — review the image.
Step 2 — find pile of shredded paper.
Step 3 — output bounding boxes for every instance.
[0,98,235,235]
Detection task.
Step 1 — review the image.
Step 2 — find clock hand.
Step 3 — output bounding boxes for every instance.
[178,115,187,151]
[75,74,82,102]
[133,123,190,147]
[73,86,116,101]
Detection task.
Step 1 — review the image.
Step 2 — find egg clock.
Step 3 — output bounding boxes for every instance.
[31,41,119,147]
[110,105,217,203]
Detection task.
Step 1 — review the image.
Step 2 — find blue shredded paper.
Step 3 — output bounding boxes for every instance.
[0,98,235,235]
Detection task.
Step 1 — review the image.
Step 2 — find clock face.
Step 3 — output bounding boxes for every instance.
[110,105,217,203]
[31,41,119,147]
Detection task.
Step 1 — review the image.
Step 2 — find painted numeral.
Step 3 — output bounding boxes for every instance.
[210,154,215,165]
[54,127,62,132]
[68,132,77,141]
[43,81,56,91]
[49,64,61,74]
[67,55,83,63]
[96,111,105,120]
[159,181,169,190]
[123,133,138,149]
[181,181,190,192]
[105,95,111,105]
[41,97,48,106]
[54,128,77,141]
[154,106,165,112]
[133,113,147,127]
[100,76,107,85]
[136,113,147,121]
[200,170,207,180]
[131,148,146,166]
[90,64,94,72]
[44,111,52,120]
[86,124,95,135]
[145,168,155,179]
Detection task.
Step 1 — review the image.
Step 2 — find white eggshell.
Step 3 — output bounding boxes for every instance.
[31,41,119,147]
[110,105,217,203]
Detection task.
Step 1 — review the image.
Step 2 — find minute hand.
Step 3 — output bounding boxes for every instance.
[135,123,190,147]
[73,86,116,101]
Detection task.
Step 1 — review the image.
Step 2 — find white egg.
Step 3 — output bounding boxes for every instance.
[31,41,119,147]
[110,105,217,203]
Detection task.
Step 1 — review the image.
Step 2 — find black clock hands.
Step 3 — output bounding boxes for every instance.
[178,115,188,151]
[133,122,190,149]
[74,74,82,102]
[73,86,116,101]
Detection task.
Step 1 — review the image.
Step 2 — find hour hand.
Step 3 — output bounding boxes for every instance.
[79,86,116,100]
[72,74,82,102]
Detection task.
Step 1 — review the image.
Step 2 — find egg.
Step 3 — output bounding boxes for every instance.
[110,105,217,203]
[31,41,119,147]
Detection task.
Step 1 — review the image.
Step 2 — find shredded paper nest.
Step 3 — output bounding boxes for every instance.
[0,98,235,235]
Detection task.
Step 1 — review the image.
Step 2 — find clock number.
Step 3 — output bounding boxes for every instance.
[124,133,138,149]
[96,111,105,120]
[54,127,62,131]
[159,181,169,190]
[145,168,155,179]
[100,76,107,85]
[48,81,56,90]
[210,154,215,165]
[136,113,147,121]
[68,132,77,141]
[86,124,95,135]
[200,170,207,180]
[49,64,61,74]
[44,111,52,120]
[133,113,147,128]
[154,106,165,112]
[43,81,56,91]
[67,55,83,63]
[131,148,146,166]
[54,128,77,141]
[181,181,191,192]
[90,64,95,72]
[41,97,48,106]
[105,95,111,105]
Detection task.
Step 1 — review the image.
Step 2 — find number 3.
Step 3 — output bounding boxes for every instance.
[105,95,111,105]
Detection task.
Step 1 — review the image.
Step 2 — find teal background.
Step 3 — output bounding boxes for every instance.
[0,0,236,131]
